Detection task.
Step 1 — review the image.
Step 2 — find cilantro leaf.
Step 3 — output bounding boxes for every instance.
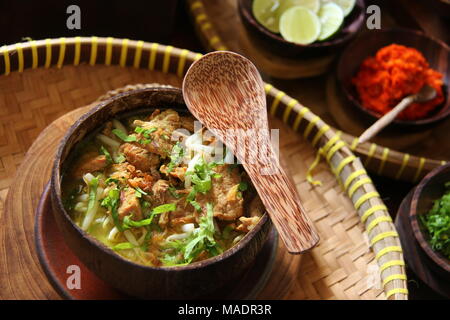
[122,203,177,230]
[163,202,222,265]
[167,142,184,172]
[101,188,123,231]
[112,129,137,142]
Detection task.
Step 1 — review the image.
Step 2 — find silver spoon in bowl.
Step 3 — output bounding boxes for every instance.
[358,85,437,145]
[182,51,319,254]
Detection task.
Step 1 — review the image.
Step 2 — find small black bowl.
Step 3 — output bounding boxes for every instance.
[238,0,366,58]
[337,28,450,127]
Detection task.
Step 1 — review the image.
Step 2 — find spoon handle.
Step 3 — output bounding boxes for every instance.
[244,161,320,254]
[358,95,415,144]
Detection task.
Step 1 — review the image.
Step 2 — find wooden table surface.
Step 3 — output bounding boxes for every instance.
[0,0,447,300]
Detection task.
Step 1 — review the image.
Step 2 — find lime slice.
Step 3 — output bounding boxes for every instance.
[322,0,356,17]
[279,6,321,45]
[252,0,282,33]
[280,0,321,14]
[318,3,344,41]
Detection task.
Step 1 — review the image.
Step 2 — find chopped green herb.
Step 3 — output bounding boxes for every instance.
[101,188,123,231]
[86,177,99,214]
[100,146,113,165]
[114,153,126,164]
[152,203,177,214]
[135,187,148,197]
[189,200,202,212]
[163,203,222,265]
[112,129,137,142]
[135,126,157,138]
[167,142,184,173]
[105,177,120,185]
[122,203,177,230]
[238,181,248,192]
[168,186,182,199]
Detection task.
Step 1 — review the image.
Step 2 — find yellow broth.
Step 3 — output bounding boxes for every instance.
[62,109,263,267]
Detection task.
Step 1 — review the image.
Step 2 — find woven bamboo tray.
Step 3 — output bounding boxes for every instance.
[187,0,449,183]
[0,37,407,299]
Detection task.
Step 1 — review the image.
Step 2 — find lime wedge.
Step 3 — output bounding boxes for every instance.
[322,0,356,17]
[279,6,321,45]
[280,0,321,14]
[318,3,344,41]
[252,0,282,33]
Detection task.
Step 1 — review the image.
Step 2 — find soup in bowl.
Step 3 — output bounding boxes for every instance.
[51,87,271,299]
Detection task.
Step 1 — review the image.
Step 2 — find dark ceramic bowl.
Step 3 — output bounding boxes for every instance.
[50,87,271,299]
[238,0,365,58]
[338,28,450,127]
[410,163,450,280]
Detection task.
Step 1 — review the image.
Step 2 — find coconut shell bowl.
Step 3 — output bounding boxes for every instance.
[50,86,272,299]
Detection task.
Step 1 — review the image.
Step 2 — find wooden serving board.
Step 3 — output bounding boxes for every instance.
[1,81,384,300]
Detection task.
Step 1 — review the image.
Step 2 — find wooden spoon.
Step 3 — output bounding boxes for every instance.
[182,51,319,254]
[358,85,437,144]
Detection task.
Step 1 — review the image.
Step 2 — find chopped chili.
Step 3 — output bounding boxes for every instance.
[352,44,445,120]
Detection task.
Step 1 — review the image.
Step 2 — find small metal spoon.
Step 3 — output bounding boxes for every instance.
[358,85,437,145]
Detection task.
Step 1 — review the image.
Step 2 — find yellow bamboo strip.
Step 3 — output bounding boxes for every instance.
[366,216,392,234]
[375,246,403,260]
[377,148,390,175]
[303,116,320,140]
[1,46,10,75]
[348,177,372,199]
[133,40,144,68]
[344,169,365,191]
[311,124,330,147]
[270,91,285,116]
[57,38,66,69]
[395,153,410,180]
[16,43,24,72]
[361,205,387,224]
[105,37,113,66]
[89,37,98,66]
[364,143,377,167]
[177,49,189,77]
[370,231,399,246]
[282,98,297,123]
[31,41,38,69]
[119,39,129,67]
[413,157,426,183]
[292,107,309,131]
[44,39,52,68]
[385,288,408,299]
[355,191,380,210]
[148,43,158,70]
[162,46,173,73]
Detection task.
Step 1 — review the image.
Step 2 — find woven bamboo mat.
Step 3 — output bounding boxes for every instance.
[0,38,407,299]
